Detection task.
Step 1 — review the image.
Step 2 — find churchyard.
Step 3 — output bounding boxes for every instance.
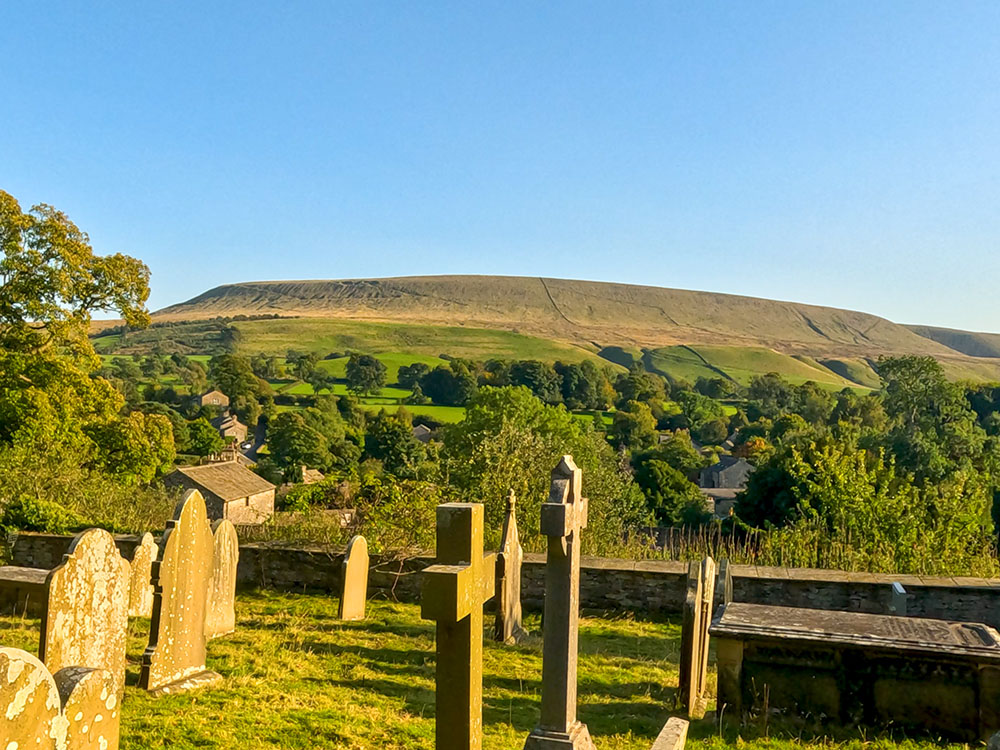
[0,460,995,749]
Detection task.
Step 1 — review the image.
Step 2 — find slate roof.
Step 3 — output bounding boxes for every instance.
[171,462,275,502]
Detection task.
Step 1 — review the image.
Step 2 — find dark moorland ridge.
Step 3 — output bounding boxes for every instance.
[156,274,997,361]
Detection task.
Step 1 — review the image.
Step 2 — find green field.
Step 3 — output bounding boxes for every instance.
[645,345,866,390]
[230,318,611,365]
[317,353,450,383]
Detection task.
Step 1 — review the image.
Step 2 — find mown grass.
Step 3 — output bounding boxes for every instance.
[0,591,971,750]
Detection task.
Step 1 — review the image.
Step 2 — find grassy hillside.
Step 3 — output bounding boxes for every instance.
[155,275,960,357]
[907,324,1000,359]
[644,345,864,389]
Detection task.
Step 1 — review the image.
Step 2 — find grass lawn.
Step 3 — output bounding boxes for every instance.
[0,591,963,750]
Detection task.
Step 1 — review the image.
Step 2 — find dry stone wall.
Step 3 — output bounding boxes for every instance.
[12,532,1000,626]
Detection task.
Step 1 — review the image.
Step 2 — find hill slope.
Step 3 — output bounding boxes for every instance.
[906,325,1000,359]
[157,275,958,359]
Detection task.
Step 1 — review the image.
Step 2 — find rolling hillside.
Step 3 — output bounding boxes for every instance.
[156,276,955,358]
[91,275,1000,387]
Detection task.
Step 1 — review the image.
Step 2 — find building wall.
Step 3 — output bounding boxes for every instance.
[10,532,1000,627]
[225,490,274,524]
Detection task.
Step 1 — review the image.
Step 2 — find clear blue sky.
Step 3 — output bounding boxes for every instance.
[2,2,999,330]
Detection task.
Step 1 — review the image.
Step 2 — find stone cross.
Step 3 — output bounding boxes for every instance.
[40,528,131,697]
[128,532,157,618]
[421,503,496,750]
[338,534,370,621]
[678,556,716,719]
[140,489,222,694]
[524,455,595,750]
[495,489,527,644]
[1,646,121,750]
[205,519,240,640]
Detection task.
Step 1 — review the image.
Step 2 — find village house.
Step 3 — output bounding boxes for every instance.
[699,456,753,518]
[212,412,248,444]
[412,424,433,443]
[164,462,275,524]
[192,388,229,409]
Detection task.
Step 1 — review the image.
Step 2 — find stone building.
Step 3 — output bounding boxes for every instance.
[212,412,248,444]
[193,389,229,408]
[699,456,752,490]
[164,463,275,524]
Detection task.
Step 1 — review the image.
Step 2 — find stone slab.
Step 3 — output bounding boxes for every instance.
[338,534,369,621]
[40,528,131,696]
[140,490,217,693]
[650,717,689,750]
[128,532,157,618]
[205,520,239,639]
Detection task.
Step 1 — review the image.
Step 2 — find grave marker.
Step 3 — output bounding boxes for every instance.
[890,582,907,615]
[205,519,239,639]
[58,665,121,750]
[495,489,527,644]
[421,503,496,750]
[140,489,222,694]
[40,528,131,696]
[711,602,1000,740]
[128,532,157,618]
[524,456,595,750]
[338,534,370,621]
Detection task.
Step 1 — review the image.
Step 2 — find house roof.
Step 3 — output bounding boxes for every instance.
[172,462,275,502]
[704,455,747,474]
[211,413,245,431]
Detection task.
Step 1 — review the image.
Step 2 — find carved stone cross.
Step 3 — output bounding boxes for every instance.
[525,455,595,750]
[422,503,496,750]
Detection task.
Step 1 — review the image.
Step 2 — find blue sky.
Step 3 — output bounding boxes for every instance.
[2,2,999,329]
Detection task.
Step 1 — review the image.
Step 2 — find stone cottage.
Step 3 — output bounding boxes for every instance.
[699,456,753,490]
[212,412,248,444]
[193,389,230,408]
[164,462,275,524]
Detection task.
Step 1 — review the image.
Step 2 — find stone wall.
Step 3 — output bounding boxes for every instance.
[9,532,1000,627]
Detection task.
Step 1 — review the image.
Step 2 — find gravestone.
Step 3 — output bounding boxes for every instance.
[524,456,595,750]
[338,534,369,621]
[650,717,689,750]
[711,602,1000,740]
[494,489,527,644]
[40,528,131,696]
[0,647,121,750]
[205,519,239,640]
[128,532,157,618]
[0,647,63,749]
[421,503,496,750]
[57,665,121,750]
[140,489,222,694]
[676,561,703,717]
[890,582,907,615]
[716,558,732,612]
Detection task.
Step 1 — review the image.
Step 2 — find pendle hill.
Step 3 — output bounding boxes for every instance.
[95,275,1000,388]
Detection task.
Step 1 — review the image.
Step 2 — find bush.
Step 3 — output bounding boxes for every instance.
[0,495,85,534]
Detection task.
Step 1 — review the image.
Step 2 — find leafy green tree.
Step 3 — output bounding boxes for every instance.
[444,386,649,552]
[634,459,708,526]
[187,418,225,457]
[508,360,562,404]
[747,372,795,420]
[696,418,728,445]
[614,366,665,406]
[210,354,261,402]
[364,410,426,479]
[610,400,657,450]
[85,411,175,485]
[420,364,477,406]
[397,362,431,389]
[137,402,190,453]
[346,354,387,396]
[267,412,329,475]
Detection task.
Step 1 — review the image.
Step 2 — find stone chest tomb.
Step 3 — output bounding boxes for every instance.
[711,602,1000,741]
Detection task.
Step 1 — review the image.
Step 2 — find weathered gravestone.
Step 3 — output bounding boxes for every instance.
[338,534,369,621]
[711,602,1000,741]
[140,489,222,694]
[421,503,495,750]
[715,558,732,613]
[128,532,157,618]
[0,646,120,750]
[205,519,239,640]
[495,489,527,644]
[524,456,596,750]
[40,528,131,696]
[677,558,716,719]
[650,717,689,750]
